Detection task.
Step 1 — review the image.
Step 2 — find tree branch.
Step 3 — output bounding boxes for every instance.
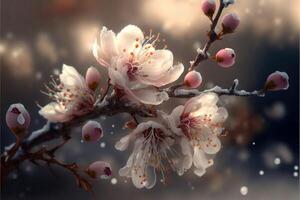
[189,0,225,71]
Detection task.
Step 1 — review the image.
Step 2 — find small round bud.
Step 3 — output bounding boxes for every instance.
[201,0,216,19]
[221,13,240,33]
[124,120,137,129]
[85,66,101,91]
[265,71,289,91]
[86,161,112,179]
[6,103,30,137]
[184,71,203,88]
[82,120,103,142]
[215,48,236,68]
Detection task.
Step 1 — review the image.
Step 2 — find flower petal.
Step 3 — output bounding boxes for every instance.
[38,102,72,122]
[93,26,118,67]
[139,62,184,87]
[116,25,144,56]
[193,147,214,176]
[59,64,85,88]
[199,127,221,154]
[130,87,169,105]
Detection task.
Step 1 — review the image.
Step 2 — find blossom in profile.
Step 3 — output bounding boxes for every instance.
[163,93,228,176]
[93,25,184,105]
[39,64,95,122]
[115,121,180,189]
[6,103,30,137]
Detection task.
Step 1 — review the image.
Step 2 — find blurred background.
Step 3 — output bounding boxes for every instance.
[1,0,299,199]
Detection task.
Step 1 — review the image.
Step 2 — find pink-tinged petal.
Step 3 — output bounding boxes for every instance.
[183,92,219,114]
[116,25,144,56]
[140,63,184,87]
[99,27,118,61]
[164,105,184,135]
[60,64,86,88]
[130,87,169,105]
[199,127,221,154]
[193,147,214,176]
[82,120,103,142]
[6,103,30,137]
[92,26,118,67]
[85,66,101,91]
[211,107,228,123]
[138,49,174,78]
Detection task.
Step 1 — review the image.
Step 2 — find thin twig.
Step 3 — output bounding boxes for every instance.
[189,0,225,71]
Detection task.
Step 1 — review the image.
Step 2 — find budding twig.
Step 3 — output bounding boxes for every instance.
[189,0,225,71]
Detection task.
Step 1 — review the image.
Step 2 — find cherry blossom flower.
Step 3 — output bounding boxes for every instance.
[93,25,184,105]
[39,64,95,122]
[163,93,228,176]
[115,121,180,189]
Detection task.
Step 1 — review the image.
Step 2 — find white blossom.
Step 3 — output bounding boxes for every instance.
[93,25,184,105]
[39,64,95,122]
[115,121,181,189]
[163,93,228,176]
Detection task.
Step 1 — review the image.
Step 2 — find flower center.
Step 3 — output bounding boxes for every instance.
[125,62,139,81]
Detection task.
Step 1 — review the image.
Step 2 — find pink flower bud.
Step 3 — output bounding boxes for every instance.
[265,71,289,91]
[85,66,101,91]
[82,120,103,142]
[201,0,216,18]
[222,13,240,33]
[6,103,30,137]
[184,71,203,88]
[215,48,236,68]
[86,161,112,179]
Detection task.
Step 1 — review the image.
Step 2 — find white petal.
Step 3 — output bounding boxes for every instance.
[138,50,173,77]
[60,64,85,88]
[199,127,221,154]
[116,25,144,55]
[194,168,206,177]
[211,107,228,123]
[119,154,134,177]
[130,87,169,105]
[38,102,71,122]
[165,105,184,135]
[193,147,214,170]
[180,137,193,170]
[99,27,118,62]
[183,92,219,114]
[115,134,131,151]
